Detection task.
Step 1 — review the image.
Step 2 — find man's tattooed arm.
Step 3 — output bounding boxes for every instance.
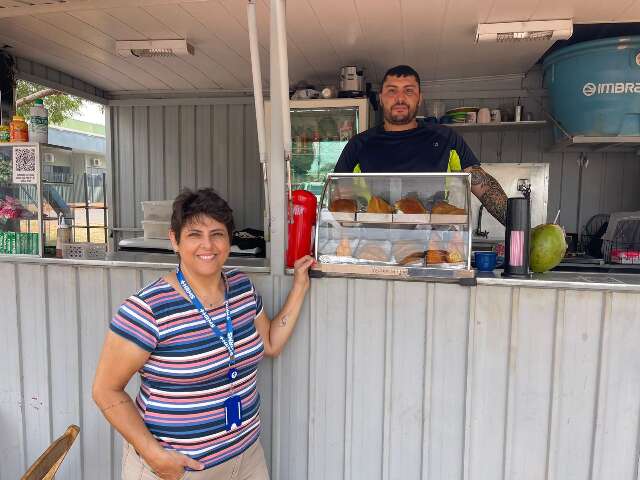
[464,166,508,226]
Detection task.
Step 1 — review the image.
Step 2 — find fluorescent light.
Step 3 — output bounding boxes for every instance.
[115,39,194,57]
[476,20,573,43]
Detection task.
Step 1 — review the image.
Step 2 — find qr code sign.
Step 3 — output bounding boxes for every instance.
[12,146,38,184]
[14,147,36,171]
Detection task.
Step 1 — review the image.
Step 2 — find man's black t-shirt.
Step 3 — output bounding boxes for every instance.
[334,122,480,173]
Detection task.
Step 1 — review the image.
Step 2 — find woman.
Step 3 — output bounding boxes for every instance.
[93,188,314,480]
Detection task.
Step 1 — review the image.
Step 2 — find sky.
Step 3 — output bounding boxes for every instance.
[74,100,105,125]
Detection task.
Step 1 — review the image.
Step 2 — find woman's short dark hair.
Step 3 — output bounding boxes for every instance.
[382,65,421,90]
[171,188,235,242]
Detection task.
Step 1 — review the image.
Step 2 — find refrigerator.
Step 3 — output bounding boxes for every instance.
[267,98,372,197]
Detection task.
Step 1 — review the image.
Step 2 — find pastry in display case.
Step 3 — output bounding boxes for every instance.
[312,173,474,281]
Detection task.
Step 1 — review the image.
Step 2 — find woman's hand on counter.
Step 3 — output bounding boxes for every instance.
[292,255,315,291]
[147,449,204,480]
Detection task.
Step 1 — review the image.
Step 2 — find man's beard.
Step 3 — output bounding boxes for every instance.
[383,102,418,125]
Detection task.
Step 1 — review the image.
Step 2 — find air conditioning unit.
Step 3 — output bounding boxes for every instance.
[475,20,573,43]
[88,157,104,168]
[116,39,194,57]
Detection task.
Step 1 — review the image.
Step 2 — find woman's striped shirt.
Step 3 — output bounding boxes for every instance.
[110,268,265,469]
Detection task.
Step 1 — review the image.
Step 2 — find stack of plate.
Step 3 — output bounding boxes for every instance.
[445,107,478,123]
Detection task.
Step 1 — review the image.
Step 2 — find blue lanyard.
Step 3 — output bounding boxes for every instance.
[176,267,235,364]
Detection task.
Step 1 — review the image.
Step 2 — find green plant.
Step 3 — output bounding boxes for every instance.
[16,80,82,125]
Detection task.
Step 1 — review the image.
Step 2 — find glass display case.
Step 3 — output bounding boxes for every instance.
[0,142,85,256]
[312,173,474,281]
[0,142,43,255]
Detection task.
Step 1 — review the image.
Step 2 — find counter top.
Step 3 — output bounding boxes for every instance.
[476,270,640,292]
[0,252,271,273]
[2,253,640,291]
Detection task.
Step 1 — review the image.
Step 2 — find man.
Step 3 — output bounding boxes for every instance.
[334,65,507,225]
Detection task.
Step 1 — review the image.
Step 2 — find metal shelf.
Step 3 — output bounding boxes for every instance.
[446,120,547,131]
[42,180,74,185]
[548,135,640,153]
[416,119,547,130]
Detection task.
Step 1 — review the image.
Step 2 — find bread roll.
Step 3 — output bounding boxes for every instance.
[329,198,357,213]
[356,243,389,262]
[446,249,463,263]
[336,238,352,257]
[392,240,425,265]
[367,196,394,214]
[425,250,447,264]
[394,197,427,214]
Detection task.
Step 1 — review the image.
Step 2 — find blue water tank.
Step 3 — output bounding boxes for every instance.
[543,36,640,136]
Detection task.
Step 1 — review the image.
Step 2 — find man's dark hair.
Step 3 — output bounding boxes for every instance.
[381,65,421,89]
[171,188,235,242]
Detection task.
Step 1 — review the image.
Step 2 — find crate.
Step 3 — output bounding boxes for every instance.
[141,200,173,221]
[142,220,170,240]
[62,242,106,260]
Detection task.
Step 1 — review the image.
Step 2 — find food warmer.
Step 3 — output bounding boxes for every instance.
[311,172,475,282]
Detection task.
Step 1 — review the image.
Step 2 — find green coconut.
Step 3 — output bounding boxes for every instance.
[530,223,568,273]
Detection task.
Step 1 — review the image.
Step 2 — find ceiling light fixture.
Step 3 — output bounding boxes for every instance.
[115,39,194,57]
[475,20,573,43]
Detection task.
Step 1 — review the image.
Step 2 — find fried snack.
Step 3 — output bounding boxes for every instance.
[329,198,357,213]
[392,240,425,265]
[367,196,394,214]
[394,197,427,214]
[431,201,466,215]
[356,243,389,262]
[446,249,464,263]
[336,238,352,257]
[425,250,447,264]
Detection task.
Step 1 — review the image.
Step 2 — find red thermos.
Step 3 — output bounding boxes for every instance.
[286,190,317,268]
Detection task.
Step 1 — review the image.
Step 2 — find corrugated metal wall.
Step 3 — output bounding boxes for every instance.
[108,100,265,235]
[2,259,639,480]
[108,95,640,240]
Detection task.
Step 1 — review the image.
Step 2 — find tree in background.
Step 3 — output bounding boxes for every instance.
[16,80,82,125]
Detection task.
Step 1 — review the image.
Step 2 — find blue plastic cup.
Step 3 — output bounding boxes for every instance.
[475,251,497,272]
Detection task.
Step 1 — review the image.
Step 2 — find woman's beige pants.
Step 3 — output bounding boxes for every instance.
[121,440,270,480]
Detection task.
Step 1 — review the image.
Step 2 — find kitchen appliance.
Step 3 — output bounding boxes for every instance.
[265,97,370,198]
[502,197,531,278]
[602,211,640,264]
[338,66,365,97]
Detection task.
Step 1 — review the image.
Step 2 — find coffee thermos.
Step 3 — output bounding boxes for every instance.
[502,197,531,278]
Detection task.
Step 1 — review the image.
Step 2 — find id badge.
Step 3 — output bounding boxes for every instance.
[224,395,243,431]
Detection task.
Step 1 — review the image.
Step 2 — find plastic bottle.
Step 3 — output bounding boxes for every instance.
[0,124,9,142]
[56,212,72,258]
[10,115,28,142]
[29,98,48,144]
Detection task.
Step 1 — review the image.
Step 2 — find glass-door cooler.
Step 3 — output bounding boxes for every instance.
[269,98,371,198]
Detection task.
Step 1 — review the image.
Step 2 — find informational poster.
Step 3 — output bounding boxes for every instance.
[12,145,39,184]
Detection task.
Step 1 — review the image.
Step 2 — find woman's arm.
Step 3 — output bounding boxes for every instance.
[254,255,314,357]
[93,332,204,480]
